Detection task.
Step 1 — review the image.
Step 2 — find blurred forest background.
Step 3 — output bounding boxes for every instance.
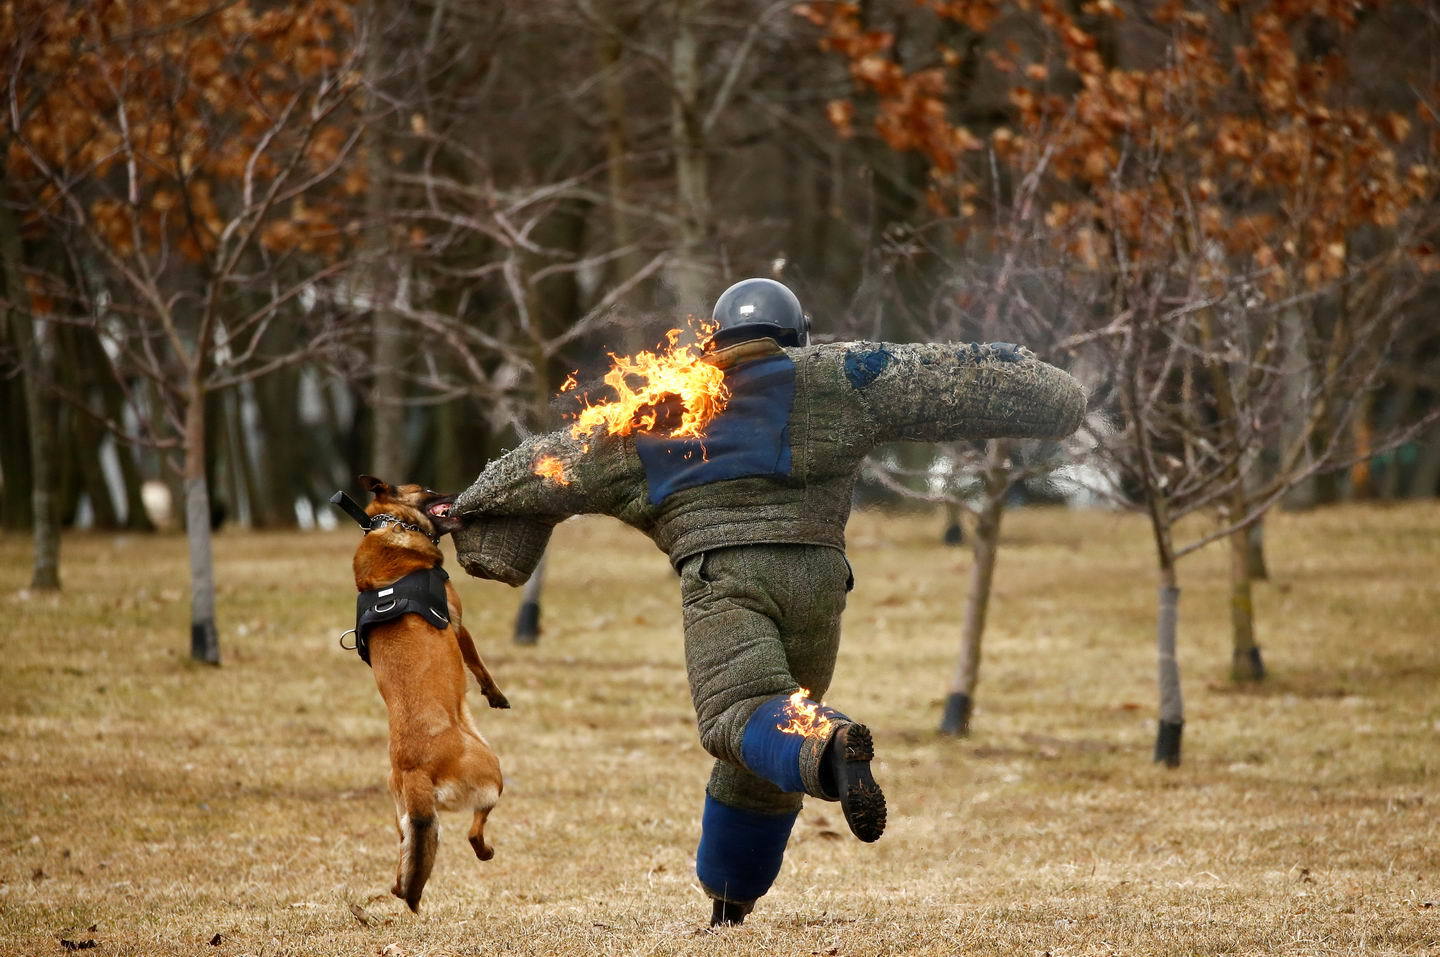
[1,1,1437,710]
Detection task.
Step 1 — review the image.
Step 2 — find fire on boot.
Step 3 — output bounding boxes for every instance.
[776,689,833,739]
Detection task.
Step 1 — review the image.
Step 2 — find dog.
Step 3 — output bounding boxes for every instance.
[348,475,508,912]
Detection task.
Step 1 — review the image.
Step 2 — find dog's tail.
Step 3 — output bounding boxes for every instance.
[394,770,439,913]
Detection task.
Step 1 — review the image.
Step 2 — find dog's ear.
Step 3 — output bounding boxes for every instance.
[359,475,392,498]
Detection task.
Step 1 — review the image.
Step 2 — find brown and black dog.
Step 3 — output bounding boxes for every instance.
[349,475,507,912]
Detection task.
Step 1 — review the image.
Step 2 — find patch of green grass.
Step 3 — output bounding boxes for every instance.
[2,504,1438,956]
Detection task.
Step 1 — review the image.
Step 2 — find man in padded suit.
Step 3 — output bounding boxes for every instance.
[451,278,1085,926]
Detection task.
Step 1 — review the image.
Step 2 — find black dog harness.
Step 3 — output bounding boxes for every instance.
[331,490,450,666]
[352,566,452,666]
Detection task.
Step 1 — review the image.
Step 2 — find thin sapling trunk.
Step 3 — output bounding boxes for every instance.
[513,552,547,646]
[1246,519,1268,580]
[1228,523,1265,681]
[942,501,964,545]
[184,386,221,665]
[1154,576,1183,767]
[940,440,1007,736]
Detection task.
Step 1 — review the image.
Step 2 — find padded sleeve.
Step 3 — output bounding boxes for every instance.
[451,430,635,585]
[844,341,1086,444]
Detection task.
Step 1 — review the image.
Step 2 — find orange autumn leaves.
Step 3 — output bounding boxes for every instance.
[4,0,363,261]
[800,0,1437,291]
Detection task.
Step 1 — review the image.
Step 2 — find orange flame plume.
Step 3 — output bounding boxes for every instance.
[533,455,571,485]
[775,688,833,739]
[567,319,729,441]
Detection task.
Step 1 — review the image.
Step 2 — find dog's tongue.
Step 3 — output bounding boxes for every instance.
[428,502,454,517]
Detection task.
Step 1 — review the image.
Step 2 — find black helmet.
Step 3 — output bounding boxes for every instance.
[709,278,810,348]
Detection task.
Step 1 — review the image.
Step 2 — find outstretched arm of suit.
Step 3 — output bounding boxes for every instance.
[451,430,630,585]
[845,341,1086,444]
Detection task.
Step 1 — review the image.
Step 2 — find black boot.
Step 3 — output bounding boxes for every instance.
[820,723,886,843]
[711,898,754,926]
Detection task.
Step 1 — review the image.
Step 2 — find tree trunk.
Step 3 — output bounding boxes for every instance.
[1141,479,1183,765]
[12,314,60,589]
[255,370,303,527]
[82,325,154,530]
[364,0,407,482]
[0,172,59,586]
[75,405,120,528]
[1408,422,1440,498]
[1245,518,1268,580]
[184,386,221,665]
[1154,575,1184,767]
[369,306,408,480]
[1227,524,1265,681]
[1348,392,1375,500]
[941,501,964,546]
[57,324,122,528]
[669,0,711,313]
[14,322,62,577]
[1198,309,1265,682]
[0,361,34,529]
[513,553,547,646]
[939,446,1007,735]
[432,396,464,496]
[598,16,646,325]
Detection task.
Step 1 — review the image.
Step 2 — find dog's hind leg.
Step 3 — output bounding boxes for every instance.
[391,770,439,913]
[455,626,510,710]
[467,801,496,862]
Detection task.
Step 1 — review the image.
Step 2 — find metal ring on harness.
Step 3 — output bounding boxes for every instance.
[373,599,397,614]
[338,629,358,652]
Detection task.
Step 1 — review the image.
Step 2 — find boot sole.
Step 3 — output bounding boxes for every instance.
[835,724,886,843]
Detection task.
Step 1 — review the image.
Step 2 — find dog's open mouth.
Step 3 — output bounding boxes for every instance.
[424,496,462,534]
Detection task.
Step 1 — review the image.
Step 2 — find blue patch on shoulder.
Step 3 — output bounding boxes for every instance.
[844,347,892,389]
[988,341,1021,362]
[636,354,796,506]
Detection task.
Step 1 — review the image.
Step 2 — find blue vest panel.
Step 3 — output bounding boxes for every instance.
[636,354,796,506]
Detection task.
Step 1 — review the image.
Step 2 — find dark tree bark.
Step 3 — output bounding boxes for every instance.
[0,178,60,588]
[0,361,34,530]
[941,501,964,546]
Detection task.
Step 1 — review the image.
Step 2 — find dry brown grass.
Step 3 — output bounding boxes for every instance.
[2,504,1438,956]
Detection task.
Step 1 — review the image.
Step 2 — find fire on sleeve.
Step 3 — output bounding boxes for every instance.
[532,454,571,485]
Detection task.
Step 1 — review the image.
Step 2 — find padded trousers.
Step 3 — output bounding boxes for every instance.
[678,543,852,814]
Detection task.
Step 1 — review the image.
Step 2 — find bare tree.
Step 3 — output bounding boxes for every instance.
[0,169,59,588]
[5,0,366,661]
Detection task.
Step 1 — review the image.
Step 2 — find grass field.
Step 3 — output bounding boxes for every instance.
[2,504,1437,956]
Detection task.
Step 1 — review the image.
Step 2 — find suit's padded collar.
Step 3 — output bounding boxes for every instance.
[353,566,451,665]
[703,337,784,370]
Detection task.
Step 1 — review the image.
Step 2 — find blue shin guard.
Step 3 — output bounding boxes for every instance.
[739,694,849,796]
[696,794,799,903]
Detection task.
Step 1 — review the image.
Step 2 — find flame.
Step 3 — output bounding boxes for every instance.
[566,319,729,441]
[775,688,833,739]
[533,455,571,485]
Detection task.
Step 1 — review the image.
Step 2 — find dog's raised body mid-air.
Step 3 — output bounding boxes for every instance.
[346,476,509,912]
